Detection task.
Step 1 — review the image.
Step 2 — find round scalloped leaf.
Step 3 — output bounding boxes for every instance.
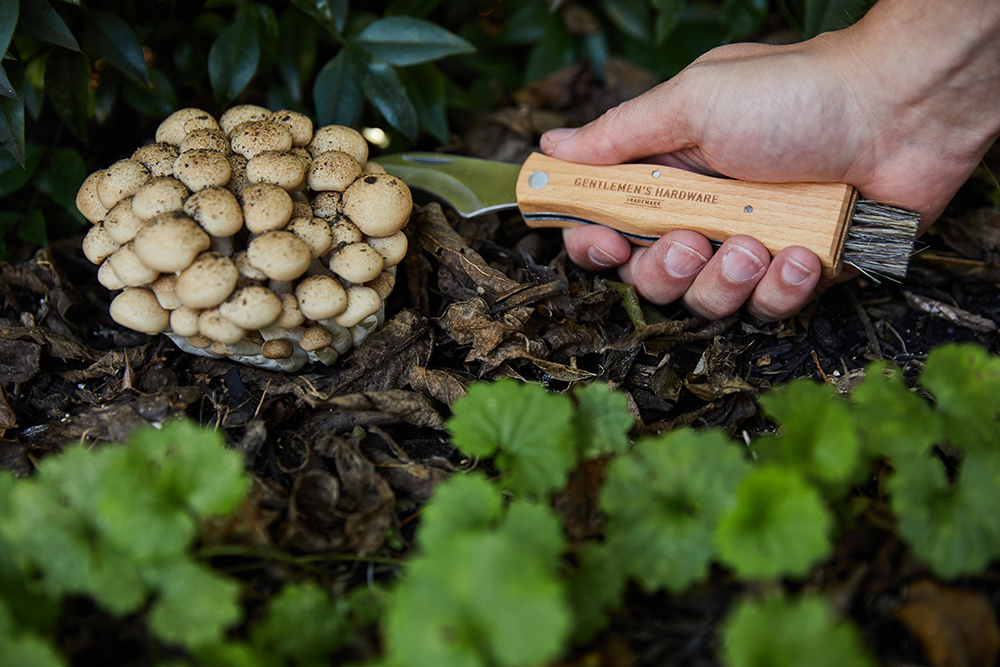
[572,381,634,458]
[715,465,833,579]
[721,591,875,667]
[851,361,943,460]
[919,343,1000,454]
[601,428,750,593]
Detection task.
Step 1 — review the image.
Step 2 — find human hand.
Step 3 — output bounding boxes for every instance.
[541,0,1000,320]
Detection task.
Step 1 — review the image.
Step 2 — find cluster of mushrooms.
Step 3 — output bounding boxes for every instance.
[77,106,412,372]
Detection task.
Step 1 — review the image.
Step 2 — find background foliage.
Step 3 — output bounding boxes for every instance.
[0,0,868,260]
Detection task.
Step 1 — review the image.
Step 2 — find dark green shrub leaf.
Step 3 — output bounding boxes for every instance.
[399,64,448,144]
[386,484,569,667]
[37,146,85,221]
[0,3,17,98]
[919,343,1000,453]
[93,68,117,123]
[0,61,25,165]
[572,382,634,458]
[722,0,768,38]
[758,378,861,488]
[385,0,444,18]
[16,208,46,247]
[602,429,750,592]
[43,49,88,144]
[17,0,79,51]
[524,21,576,84]
[446,379,578,497]
[353,53,418,141]
[889,451,1000,578]
[314,51,363,128]
[601,0,652,41]
[715,465,833,579]
[721,591,875,667]
[852,361,943,460]
[83,10,149,85]
[0,602,65,667]
[277,7,318,102]
[122,68,177,118]
[355,16,474,66]
[254,3,281,72]
[803,0,868,37]
[208,9,260,104]
[0,143,43,196]
[652,0,684,45]
[502,2,551,44]
[290,0,347,35]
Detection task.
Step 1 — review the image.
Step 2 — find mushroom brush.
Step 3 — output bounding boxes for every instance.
[78,105,412,372]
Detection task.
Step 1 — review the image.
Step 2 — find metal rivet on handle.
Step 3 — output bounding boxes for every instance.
[744,205,753,213]
[528,171,549,189]
[652,170,661,178]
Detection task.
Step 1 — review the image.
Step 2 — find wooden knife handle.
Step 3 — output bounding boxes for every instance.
[514,152,857,278]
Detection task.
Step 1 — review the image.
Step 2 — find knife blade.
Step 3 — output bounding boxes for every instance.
[377,152,900,279]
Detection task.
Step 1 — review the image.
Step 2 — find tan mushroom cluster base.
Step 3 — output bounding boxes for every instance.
[78,106,411,372]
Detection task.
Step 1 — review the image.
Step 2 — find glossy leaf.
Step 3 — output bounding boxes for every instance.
[289,0,347,36]
[601,0,652,42]
[83,11,148,85]
[277,7,318,102]
[399,64,448,144]
[0,61,25,165]
[722,592,875,667]
[722,0,768,39]
[16,208,46,247]
[122,68,177,118]
[254,3,281,74]
[352,53,418,140]
[43,49,88,144]
[804,0,868,37]
[524,21,575,84]
[207,9,260,104]
[0,2,18,98]
[17,0,79,51]
[313,51,363,128]
[0,143,44,196]
[653,0,684,45]
[355,16,475,66]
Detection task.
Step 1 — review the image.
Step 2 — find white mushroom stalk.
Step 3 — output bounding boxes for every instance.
[77,106,411,372]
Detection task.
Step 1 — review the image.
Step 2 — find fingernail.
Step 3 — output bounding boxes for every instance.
[664,241,708,278]
[722,245,764,282]
[587,244,620,268]
[781,258,812,286]
[544,127,578,145]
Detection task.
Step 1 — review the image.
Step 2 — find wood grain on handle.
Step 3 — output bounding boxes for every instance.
[514,153,857,278]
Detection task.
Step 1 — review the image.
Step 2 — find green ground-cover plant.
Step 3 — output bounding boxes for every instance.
[5,342,995,665]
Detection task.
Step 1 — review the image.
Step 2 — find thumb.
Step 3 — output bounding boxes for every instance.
[540,81,693,165]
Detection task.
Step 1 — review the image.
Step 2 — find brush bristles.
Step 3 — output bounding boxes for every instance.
[843,199,920,281]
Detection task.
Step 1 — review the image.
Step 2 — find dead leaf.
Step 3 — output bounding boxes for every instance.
[404,366,468,408]
[895,579,1000,667]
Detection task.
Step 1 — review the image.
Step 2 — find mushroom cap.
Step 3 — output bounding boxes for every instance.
[342,174,412,237]
[219,285,283,329]
[274,292,305,328]
[82,222,121,265]
[269,110,313,147]
[247,150,309,191]
[97,159,151,210]
[240,182,293,234]
[156,108,221,146]
[76,170,109,223]
[150,274,182,310]
[290,198,313,224]
[183,186,244,237]
[307,150,362,192]
[104,198,147,244]
[226,153,250,194]
[173,149,232,191]
[179,129,230,154]
[219,105,272,135]
[308,125,368,164]
[186,334,213,348]
[198,307,246,344]
[334,285,382,327]
[299,325,334,351]
[230,120,293,159]
[107,242,160,286]
[363,160,387,174]
[175,251,239,309]
[132,211,212,273]
[262,338,295,359]
[294,274,347,320]
[330,217,364,246]
[246,231,312,281]
[365,270,396,299]
[169,306,202,336]
[132,143,180,178]
[328,242,384,283]
[97,259,126,290]
[110,287,170,334]
[132,176,190,220]
[364,231,408,267]
[289,217,333,258]
[311,191,344,219]
[234,250,268,281]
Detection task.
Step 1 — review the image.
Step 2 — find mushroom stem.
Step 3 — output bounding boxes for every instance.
[211,235,235,256]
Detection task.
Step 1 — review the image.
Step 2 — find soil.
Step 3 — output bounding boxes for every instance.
[2,62,1000,666]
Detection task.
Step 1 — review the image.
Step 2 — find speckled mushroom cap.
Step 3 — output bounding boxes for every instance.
[78,106,412,372]
[342,174,413,237]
